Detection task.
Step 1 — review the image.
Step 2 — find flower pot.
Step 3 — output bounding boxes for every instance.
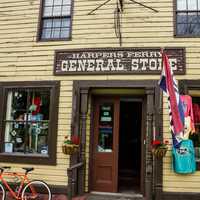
[152,146,168,158]
[62,144,79,155]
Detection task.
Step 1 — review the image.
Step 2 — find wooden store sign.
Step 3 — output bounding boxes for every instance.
[54,48,185,75]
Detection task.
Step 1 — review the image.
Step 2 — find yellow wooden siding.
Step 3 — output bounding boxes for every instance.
[163,94,200,192]
[0,0,200,191]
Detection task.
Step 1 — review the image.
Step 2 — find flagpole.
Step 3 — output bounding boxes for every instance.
[153,120,156,141]
[160,48,164,70]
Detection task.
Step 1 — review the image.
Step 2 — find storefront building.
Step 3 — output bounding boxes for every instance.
[0,0,200,199]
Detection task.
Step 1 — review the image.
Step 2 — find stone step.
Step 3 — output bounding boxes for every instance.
[87,193,144,200]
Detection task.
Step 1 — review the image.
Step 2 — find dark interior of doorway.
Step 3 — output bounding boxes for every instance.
[118,100,142,193]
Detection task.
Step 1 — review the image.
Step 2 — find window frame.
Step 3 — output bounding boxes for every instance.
[174,0,200,37]
[0,81,60,165]
[37,0,73,42]
[179,79,200,170]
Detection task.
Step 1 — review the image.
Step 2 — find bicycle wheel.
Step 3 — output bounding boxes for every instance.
[0,183,6,200]
[21,180,51,200]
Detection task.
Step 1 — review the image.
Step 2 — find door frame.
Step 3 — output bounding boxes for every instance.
[71,80,163,200]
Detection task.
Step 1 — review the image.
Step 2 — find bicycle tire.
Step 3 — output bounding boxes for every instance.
[21,180,52,200]
[0,183,6,200]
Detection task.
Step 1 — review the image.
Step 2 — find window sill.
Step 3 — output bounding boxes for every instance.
[0,152,49,157]
[37,37,72,42]
[0,152,56,165]
[174,35,200,38]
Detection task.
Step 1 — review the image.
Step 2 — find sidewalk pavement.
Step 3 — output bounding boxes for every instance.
[5,193,87,200]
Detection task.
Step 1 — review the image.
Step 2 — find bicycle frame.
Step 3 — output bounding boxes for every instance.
[0,171,36,200]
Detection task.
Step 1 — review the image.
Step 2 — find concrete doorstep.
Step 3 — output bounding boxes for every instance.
[52,194,87,200]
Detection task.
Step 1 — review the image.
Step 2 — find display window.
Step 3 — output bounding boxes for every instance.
[188,90,200,169]
[179,79,200,170]
[4,89,50,154]
[0,81,59,165]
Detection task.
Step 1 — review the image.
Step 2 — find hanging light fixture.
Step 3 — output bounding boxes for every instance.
[88,0,158,46]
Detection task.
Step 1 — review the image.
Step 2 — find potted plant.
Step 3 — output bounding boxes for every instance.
[62,135,80,155]
[151,139,169,158]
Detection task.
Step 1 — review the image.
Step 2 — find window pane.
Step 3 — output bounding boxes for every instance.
[44,6,53,17]
[54,0,62,5]
[177,12,187,23]
[53,18,62,28]
[188,12,198,23]
[97,104,113,152]
[61,18,70,27]
[60,28,70,38]
[45,0,53,6]
[192,24,200,34]
[42,28,52,39]
[43,19,53,28]
[198,0,200,9]
[62,5,71,15]
[52,28,61,38]
[177,23,188,35]
[27,122,49,154]
[63,0,71,4]
[9,91,27,121]
[4,89,50,155]
[188,0,197,10]
[53,5,62,16]
[187,23,197,34]
[4,122,26,153]
[177,0,187,10]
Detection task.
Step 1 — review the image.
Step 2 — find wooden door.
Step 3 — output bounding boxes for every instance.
[91,97,119,192]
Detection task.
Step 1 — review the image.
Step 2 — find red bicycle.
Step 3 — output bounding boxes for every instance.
[0,166,51,200]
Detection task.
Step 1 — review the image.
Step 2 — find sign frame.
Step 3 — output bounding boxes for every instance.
[54,47,186,75]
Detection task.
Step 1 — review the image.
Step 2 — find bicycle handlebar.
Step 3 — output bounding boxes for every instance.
[0,166,11,173]
[0,166,34,174]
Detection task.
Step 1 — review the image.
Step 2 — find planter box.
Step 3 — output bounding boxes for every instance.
[62,144,79,155]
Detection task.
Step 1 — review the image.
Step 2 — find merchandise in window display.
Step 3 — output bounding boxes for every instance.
[4,142,13,153]
[180,95,195,135]
[4,90,50,155]
[189,96,200,163]
[29,96,41,115]
[9,112,26,152]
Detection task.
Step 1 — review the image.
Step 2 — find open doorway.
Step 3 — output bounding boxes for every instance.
[118,100,142,193]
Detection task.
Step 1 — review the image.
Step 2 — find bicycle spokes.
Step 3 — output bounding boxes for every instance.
[22,193,50,200]
[0,184,6,200]
[21,180,51,200]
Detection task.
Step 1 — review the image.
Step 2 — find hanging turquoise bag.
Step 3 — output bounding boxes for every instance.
[172,139,196,174]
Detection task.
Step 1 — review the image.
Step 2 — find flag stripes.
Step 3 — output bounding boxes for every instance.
[159,51,184,147]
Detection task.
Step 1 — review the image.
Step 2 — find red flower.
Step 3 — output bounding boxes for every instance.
[152,140,161,146]
[71,135,80,145]
[164,140,169,144]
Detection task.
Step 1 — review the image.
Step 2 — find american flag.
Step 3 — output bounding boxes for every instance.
[159,51,185,147]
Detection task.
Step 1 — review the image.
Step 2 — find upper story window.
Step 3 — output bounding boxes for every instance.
[176,0,200,36]
[38,0,72,41]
